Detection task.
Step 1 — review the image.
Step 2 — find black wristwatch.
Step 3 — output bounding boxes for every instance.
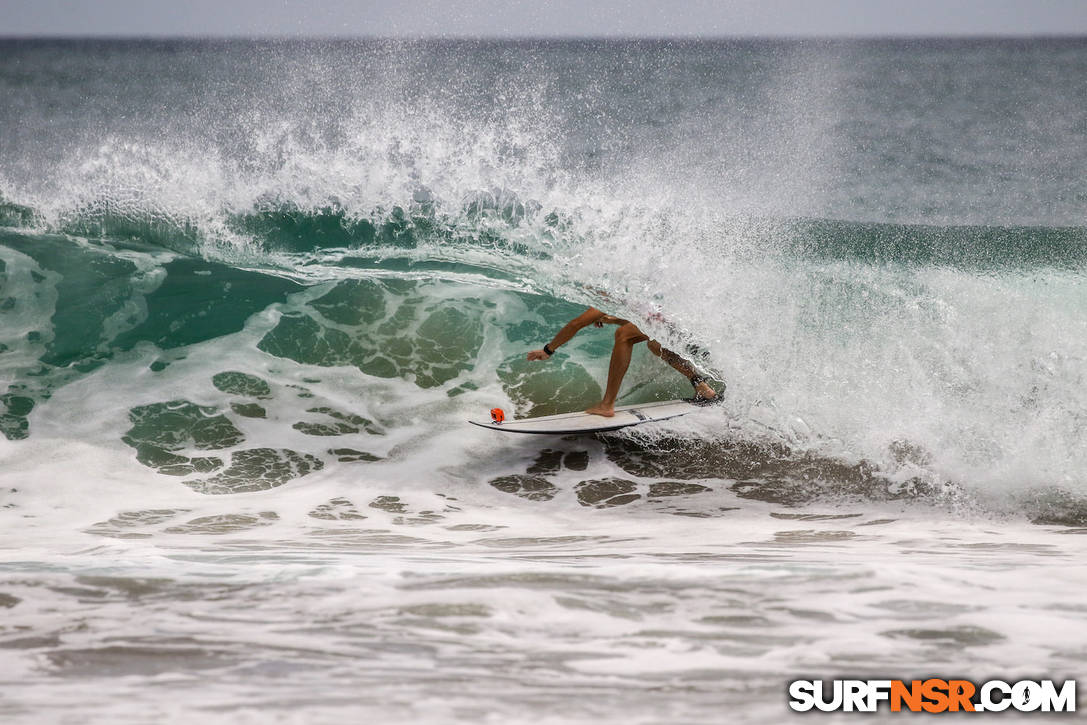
[543,344,555,357]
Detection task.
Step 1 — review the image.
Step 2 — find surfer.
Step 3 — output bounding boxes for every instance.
[526,308,717,417]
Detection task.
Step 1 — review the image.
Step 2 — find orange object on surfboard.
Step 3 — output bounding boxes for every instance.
[490,408,506,424]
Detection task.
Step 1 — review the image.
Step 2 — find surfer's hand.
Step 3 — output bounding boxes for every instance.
[526,349,550,361]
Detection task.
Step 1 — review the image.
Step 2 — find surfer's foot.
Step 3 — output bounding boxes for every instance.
[585,402,616,417]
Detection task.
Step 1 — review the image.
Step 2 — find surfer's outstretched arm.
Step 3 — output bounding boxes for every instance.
[647,341,717,402]
[526,308,608,361]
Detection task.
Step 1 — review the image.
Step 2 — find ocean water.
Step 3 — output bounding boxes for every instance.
[1,38,1086,722]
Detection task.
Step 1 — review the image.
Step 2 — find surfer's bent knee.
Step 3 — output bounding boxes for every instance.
[615,323,648,345]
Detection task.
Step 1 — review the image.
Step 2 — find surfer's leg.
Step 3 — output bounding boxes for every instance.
[648,340,717,401]
[585,323,649,417]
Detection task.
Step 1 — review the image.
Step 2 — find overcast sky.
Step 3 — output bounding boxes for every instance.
[2,0,1087,38]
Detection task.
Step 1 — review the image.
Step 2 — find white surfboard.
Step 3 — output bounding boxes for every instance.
[469,399,702,435]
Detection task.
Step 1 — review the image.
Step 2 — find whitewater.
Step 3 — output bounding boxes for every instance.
[1,38,1086,722]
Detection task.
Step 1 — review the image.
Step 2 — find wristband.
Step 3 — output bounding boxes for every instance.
[543,344,555,356]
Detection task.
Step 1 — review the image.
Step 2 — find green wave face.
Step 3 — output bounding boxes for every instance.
[2,205,1087,525]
